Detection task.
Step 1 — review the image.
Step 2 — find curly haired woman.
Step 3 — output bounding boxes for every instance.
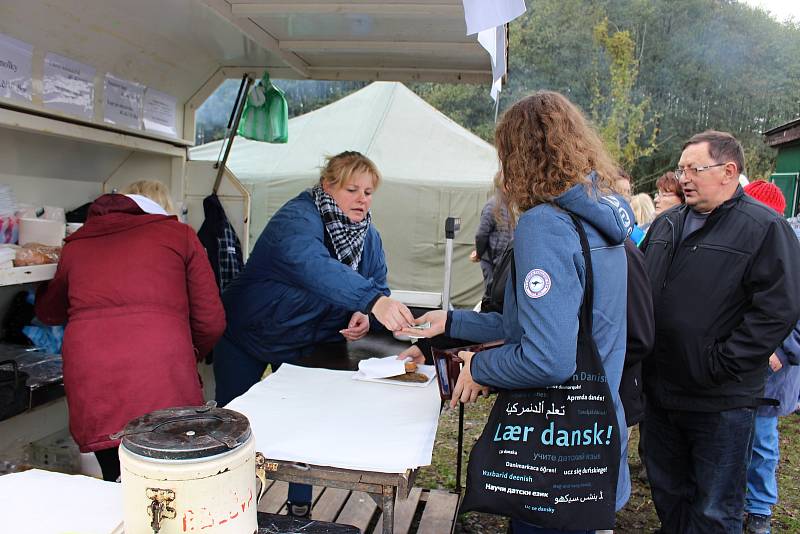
[400,91,632,533]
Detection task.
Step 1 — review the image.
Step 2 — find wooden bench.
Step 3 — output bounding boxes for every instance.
[257,480,461,534]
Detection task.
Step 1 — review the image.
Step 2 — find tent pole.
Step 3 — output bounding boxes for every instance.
[213,75,253,194]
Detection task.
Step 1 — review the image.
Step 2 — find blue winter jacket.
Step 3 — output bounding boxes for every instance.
[760,226,800,418]
[221,190,390,363]
[447,179,632,511]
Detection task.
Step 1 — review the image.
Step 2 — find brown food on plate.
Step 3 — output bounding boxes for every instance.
[387,371,428,383]
[404,361,417,373]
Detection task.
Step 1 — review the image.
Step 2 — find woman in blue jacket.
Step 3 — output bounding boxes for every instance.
[214,151,414,516]
[401,92,631,533]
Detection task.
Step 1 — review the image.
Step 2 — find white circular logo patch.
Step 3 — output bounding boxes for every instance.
[524,269,551,299]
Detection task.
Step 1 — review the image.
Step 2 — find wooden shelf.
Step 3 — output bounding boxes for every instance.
[0,264,57,286]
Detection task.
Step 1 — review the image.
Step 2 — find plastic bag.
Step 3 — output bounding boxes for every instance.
[22,323,64,355]
[237,72,288,143]
[14,243,61,266]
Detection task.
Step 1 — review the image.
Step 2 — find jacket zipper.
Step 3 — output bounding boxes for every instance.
[662,216,677,290]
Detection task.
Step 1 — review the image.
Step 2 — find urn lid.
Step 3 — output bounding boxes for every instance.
[114,402,251,460]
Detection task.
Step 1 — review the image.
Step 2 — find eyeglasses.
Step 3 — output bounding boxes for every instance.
[654,191,677,199]
[674,163,726,180]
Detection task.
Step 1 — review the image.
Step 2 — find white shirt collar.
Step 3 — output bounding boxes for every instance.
[125,194,168,215]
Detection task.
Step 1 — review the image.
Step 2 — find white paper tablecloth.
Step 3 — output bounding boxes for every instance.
[0,469,123,533]
[225,364,441,473]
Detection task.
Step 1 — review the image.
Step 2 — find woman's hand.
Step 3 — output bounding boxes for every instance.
[371,296,415,332]
[397,309,447,339]
[769,353,782,373]
[397,345,425,365]
[450,351,490,408]
[340,311,370,341]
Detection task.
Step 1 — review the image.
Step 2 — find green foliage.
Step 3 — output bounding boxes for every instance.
[408,0,800,193]
[591,18,659,171]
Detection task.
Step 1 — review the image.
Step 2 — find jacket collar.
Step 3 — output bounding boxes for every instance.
[67,194,175,242]
[666,185,744,222]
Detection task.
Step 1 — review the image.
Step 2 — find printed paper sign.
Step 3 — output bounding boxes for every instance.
[0,33,33,101]
[143,88,177,136]
[43,53,96,120]
[104,74,144,129]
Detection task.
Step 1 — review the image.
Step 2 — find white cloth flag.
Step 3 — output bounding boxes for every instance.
[478,26,507,100]
[226,364,441,473]
[462,0,527,35]
[462,0,526,100]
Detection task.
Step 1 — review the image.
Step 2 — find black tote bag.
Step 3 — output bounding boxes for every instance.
[460,214,621,531]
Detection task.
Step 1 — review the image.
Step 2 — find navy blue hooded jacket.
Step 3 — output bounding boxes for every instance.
[221,190,390,362]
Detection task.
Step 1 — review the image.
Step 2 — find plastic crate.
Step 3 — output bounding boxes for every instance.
[27,428,80,474]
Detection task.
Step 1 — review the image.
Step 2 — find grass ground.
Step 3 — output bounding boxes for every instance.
[415,398,800,533]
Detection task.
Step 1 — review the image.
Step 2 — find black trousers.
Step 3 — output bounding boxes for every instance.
[94,447,121,482]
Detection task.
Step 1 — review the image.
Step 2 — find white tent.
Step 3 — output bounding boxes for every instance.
[190,82,498,307]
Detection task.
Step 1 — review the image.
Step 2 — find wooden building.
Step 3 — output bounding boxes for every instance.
[764,117,800,217]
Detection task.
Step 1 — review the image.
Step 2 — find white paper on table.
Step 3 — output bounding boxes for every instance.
[357,355,407,378]
[225,364,441,473]
[462,0,527,35]
[353,363,436,388]
[0,469,123,533]
[0,33,33,101]
[43,53,95,120]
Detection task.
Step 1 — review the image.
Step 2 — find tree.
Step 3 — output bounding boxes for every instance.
[591,18,659,174]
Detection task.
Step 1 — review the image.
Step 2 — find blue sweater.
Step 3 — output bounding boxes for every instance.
[448,180,632,511]
[221,190,390,362]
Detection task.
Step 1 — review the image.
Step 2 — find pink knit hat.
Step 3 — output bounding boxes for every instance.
[744,180,786,214]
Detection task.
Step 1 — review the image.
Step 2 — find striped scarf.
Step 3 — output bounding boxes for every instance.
[311,184,370,270]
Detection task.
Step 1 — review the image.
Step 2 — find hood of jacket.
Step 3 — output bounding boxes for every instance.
[554,174,633,245]
[66,194,175,242]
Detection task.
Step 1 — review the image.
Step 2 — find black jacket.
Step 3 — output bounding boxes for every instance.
[641,187,800,412]
[620,239,654,426]
[197,193,244,292]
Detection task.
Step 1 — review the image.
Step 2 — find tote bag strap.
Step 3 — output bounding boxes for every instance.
[567,212,594,333]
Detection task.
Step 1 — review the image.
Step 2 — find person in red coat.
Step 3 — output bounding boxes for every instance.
[35,182,226,481]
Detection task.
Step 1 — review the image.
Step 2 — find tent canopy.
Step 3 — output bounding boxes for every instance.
[191,82,499,306]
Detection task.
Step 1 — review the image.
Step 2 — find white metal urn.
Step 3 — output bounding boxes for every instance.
[115,403,268,533]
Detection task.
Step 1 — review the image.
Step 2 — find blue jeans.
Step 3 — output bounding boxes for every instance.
[213,334,269,406]
[212,335,311,506]
[644,403,756,534]
[745,415,779,516]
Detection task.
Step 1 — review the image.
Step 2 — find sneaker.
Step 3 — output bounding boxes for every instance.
[287,502,310,518]
[744,513,771,534]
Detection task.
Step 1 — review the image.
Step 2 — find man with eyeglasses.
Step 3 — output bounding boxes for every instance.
[639,130,800,533]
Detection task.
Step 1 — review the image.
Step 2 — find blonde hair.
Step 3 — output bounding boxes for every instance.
[631,193,656,226]
[320,151,381,190]
[123,180,175,214]
[495,91,618,212]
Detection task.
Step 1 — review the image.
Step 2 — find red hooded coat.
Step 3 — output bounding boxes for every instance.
[35,194,226,452]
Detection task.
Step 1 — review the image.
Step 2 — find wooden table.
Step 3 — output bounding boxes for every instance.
[271,330,421,534]
[261,460,416,534]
